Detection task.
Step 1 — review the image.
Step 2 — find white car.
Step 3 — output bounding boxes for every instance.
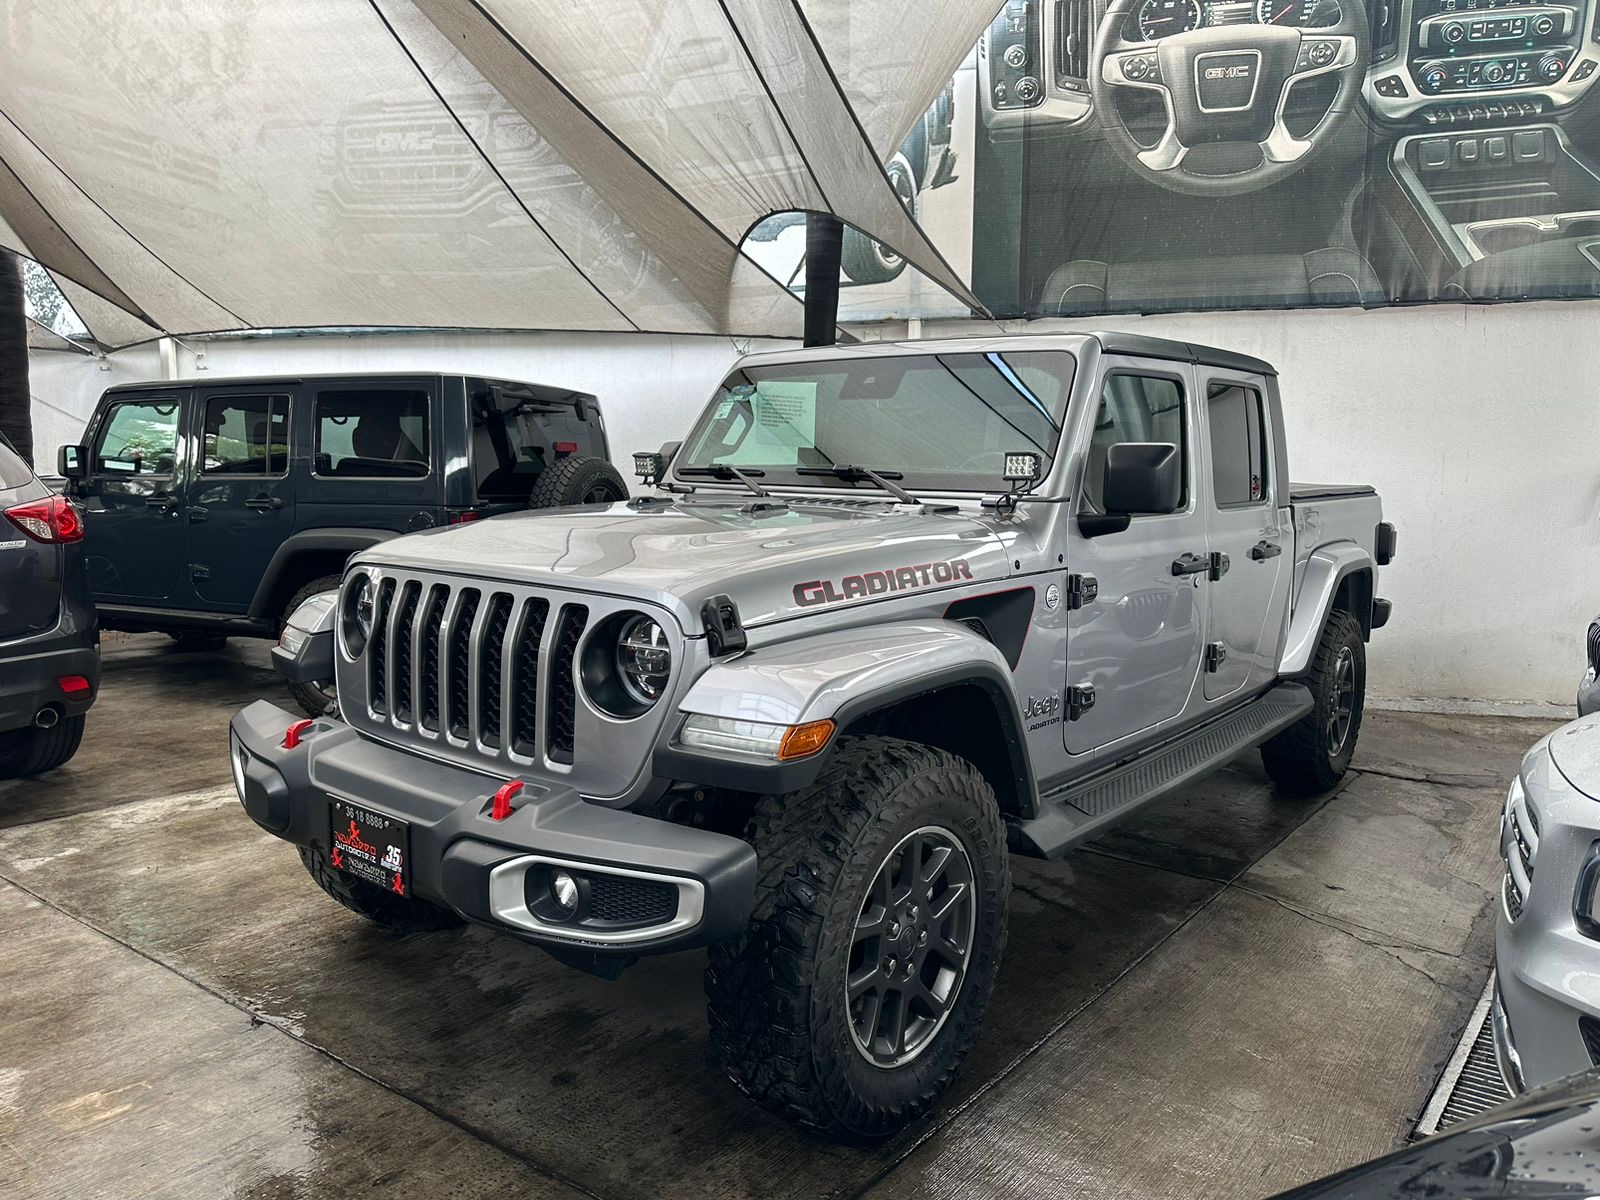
[1494,717,1600,1090]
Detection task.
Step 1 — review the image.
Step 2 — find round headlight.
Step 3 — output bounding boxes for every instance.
[616,616,671,705]
[342,572,374,656]
[355,577,376,640]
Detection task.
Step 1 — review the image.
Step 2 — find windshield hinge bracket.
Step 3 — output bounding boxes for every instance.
[702,594,748,657]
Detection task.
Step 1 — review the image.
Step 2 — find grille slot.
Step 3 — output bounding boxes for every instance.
[478,593,513,748]
[1582,1016,1600,1067]
[417,585,447,732]
[587,874,679,926]
[510,599,551,757]
[1589,622,1599,674]
[390,582,421,723]
[446,589,481,741]
[1503,873,1523,921]
[367,579,396,715]
[548,604,588,765]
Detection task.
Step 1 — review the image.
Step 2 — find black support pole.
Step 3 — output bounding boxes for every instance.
[803,213,843,347]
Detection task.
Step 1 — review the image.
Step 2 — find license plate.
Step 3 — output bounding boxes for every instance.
[329,799,410,897]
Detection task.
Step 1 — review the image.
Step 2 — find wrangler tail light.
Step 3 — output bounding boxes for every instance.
[4,495,84,544]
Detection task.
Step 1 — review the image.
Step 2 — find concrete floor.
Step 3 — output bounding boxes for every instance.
[0,634,1558,1200]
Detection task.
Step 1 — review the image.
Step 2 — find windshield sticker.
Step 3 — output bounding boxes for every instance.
[753,380,817,451]
[794,559,974,607]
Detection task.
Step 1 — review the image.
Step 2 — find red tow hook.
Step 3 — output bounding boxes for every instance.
[282,718,315,750]
[490,780,524,821]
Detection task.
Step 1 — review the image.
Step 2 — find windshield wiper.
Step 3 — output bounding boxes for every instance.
[795,464,920,506]
[677,463,770,497]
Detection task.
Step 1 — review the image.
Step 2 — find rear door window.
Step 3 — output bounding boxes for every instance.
[1206,382,1268,507]
[314,388,429,478]
[0,434,32,487]
[94,398,181,476]
[202,393,290,475]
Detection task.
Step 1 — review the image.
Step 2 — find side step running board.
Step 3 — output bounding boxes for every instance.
[1012,682,1314,860]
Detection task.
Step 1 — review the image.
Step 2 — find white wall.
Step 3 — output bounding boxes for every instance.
[26,304,1596,712]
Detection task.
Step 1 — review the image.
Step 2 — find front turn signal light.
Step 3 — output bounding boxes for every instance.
[778,719,835,761]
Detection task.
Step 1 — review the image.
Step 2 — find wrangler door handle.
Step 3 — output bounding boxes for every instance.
[1250,540,1283,561]
[1170,552,1209,577]
[244,496,282,511]
[144,494,178,512]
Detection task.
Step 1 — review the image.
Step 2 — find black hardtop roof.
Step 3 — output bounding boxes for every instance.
[102,372,597,402]
[1088,332,1277,377]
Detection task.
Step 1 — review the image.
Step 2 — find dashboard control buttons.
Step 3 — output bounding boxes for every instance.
[1513,129,1548,161]
[1013,76,1041,102]
[1538,52,1569,81]
[1532,13,1558,36]
[1420,61,1452,92]
[1419,138,1452,168]
[1003,43,1028,68]
[1482,59,1509,84]
[1442,20,1467,43]
[1307,39,1337,66]
[1375,74,1407,96]
[1483,134,1510,161]
[1457,137,1480,162]
[1574,58,1598,80]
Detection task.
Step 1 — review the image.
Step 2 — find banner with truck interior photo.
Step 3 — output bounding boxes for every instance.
[746,0,1600,320]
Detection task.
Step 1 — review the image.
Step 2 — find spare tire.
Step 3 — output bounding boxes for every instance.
[529,455,629,509]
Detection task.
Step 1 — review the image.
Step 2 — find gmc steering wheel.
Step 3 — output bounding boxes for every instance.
[1091,0,1369,195]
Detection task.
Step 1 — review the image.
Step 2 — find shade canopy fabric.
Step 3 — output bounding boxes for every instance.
[0,0,995,346]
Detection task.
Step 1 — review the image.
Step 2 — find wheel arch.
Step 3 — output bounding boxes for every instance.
[664,621,1038,819]
[1280,543,1376,676]
[247,528,395,623]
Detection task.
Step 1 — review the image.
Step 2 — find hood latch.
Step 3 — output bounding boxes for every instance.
[702,594,748,656]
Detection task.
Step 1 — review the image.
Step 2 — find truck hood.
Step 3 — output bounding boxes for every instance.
[1546,714,1600,798]
[356,496,1014,633]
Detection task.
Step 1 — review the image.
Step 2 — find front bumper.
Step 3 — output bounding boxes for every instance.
[228,700,757,956]
[1494,740,1600,1090]
[0,641,98,735]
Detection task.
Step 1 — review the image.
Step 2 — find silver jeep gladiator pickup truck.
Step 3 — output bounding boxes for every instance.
[231,331,1395,1139]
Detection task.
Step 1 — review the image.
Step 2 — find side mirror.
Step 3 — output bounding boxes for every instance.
[58,444,87,480]
[1103,442,1181,515]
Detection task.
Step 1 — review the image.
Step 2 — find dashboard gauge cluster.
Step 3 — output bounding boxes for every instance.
[1125,0,1340,38]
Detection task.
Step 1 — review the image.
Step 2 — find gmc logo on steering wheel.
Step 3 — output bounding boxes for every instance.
[1204,64,1253,79]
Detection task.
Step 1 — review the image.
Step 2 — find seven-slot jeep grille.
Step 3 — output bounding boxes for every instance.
[341,570,670,791]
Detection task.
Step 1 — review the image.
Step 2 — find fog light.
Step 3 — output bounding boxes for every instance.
[551,870,580,915]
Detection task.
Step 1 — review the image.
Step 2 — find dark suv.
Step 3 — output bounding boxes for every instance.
[57,373,623,713]
[0,431,97,778]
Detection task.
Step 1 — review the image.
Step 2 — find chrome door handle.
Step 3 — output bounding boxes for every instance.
[1250,540,1283,561]
[1170,552,1209,577]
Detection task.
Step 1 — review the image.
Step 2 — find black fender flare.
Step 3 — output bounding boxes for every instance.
[247,528,397,620]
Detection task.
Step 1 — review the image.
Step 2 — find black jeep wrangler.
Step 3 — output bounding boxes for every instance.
[56,373,623,715]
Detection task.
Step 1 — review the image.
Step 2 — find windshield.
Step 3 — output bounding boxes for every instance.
[676,350,1075,492]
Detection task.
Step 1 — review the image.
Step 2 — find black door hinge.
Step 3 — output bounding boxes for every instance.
[1066,573,1098,610]
[1209,551,1230,581]
[701,593,747,656]
[1067,684,1096,720]
[1205,642,1227,672]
